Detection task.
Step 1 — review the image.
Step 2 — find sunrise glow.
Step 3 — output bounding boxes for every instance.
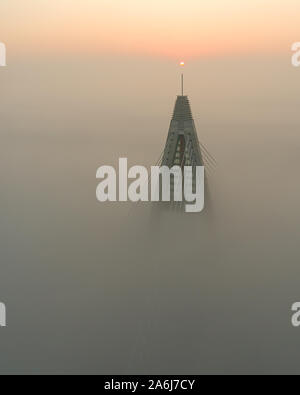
[1,0,299,58]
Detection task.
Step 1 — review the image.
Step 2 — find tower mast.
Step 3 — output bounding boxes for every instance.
[180,61,185,96]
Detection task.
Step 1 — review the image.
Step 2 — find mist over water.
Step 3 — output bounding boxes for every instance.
[1,55,300,374]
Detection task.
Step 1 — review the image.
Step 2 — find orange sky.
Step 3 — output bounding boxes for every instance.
[0,0,299,59]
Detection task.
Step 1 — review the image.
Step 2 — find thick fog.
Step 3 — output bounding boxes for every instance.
[1,55,300,374]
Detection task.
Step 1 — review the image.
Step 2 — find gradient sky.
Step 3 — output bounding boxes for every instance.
[2,0,300,376]
[1,0,299,59]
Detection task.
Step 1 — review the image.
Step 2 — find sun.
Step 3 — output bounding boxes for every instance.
[180,61,185,66]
